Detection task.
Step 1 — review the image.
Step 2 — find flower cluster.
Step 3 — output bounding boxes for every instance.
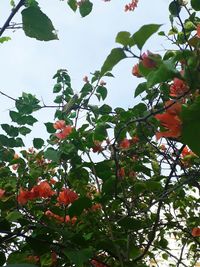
[132,51,158,78]
[45,210,77,224]
[125,0,139,12]
[170,78,188,97]
[18,181,55,205]
[53,120,73,139]
[57,188,78,205]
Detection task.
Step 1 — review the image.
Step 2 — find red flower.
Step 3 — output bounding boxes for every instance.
[141,51,157,69]
[197,24,200,38]
[0,189,5,199]
[125,0,139,11]
[164,100,182,115]
[17,188,31,205]
[120,138,130,149]
[92,141,103,153]
[170,78,188,97]
[181,146,195,158]
[91,259,107,267]
[192,227,200,237]
[57,188,78,205]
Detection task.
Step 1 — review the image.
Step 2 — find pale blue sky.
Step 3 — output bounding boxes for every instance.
[0,0,170,143]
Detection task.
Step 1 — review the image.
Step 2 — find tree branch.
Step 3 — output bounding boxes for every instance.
[0,0,25,37]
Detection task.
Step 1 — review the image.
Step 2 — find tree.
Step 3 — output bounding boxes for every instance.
[0,0,200,266]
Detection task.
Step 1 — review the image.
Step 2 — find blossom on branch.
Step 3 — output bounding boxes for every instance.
[155,101,182,140]
[57,188,78,205]
[53,120,73,139]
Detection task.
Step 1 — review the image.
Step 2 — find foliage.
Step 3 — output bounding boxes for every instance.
[1,0,200,267]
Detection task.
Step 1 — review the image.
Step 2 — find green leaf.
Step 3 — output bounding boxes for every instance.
[44,148,60,163]
[79,0,93,17]
[130,24,162,50]
[99,104,112,115]
[96,86,107,100]
[18,126,31,136]
[100,48,127,77]
[134,82,148,97]
[147,59,179,87]
[94,160,114,181]
[169,1,181,16]
[6,210,23,222]
[0,252,6,266]
[9,111,37,126]
[16,93,41,114]
[27,236,50,255]
[65,248,93,267]
[115,31,131,46]
[0,36,11,43]
[33,138,44,149]
[191,0,200,11]
[44,122,56,133]
[53,83,62,93]
[67,0,77,11]
[22,6,58,41]
[94,123,108,141]
[118,217,143,230]
[40,252,53,267]
[68,197,92,217]
[80,83,93,97]
[1,124,19,137]
[181,97,200,156]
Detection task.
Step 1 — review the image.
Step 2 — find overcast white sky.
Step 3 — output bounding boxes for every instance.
[0,0,170,144]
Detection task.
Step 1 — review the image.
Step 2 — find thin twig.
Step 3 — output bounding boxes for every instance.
[0,0,25,37]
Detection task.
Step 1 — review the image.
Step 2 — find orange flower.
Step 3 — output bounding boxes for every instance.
[164,100,182,115]
[65,215,77,225]
[132,64,142,77]
[55,125,73,139]
[155,113,181,140]
[91,203,102,211]
[155,101,182,140]
[181,146,195,158]
[0,189,5,198]
[53,120,66,129]
[120,138,130,149]
[57,188,78,205]
[32,181,55,198]
[45,210,77,225]
[17,188,31,205]
[192,227,200,237]
[118,167,125,178]
[170,78,188,97]
[131,135,139,144]
[197,24,200,38]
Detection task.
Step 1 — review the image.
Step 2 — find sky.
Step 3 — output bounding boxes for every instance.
[0,0,170,144]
